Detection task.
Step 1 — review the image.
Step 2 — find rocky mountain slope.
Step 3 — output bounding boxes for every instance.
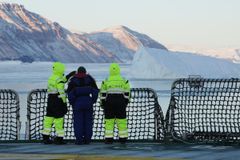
[0,3,167,63]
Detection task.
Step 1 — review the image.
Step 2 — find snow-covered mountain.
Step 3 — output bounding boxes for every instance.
[1,1,238,73]
[83,26,168,62]
[0,3,120,63]
[130,47,240,79]
[168,44,240,63]
[0,3,168,63]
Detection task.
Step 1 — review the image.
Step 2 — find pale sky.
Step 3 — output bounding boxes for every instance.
[3,0,240,49]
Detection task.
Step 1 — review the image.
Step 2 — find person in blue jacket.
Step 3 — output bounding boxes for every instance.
[67,66,99,145]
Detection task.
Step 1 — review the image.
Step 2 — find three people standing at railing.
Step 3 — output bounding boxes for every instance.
[67,66,99,145]
[41,62,130,145]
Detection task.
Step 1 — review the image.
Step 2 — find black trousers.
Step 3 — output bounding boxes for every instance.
[46,94,67,118]
[104,94,128,119]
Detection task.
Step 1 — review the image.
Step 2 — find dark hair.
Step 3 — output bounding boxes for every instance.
[77,66,86,73]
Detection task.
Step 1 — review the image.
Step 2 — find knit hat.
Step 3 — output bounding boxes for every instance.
[77,66,86,73]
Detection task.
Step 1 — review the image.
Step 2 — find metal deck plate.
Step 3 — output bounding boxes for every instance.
[0,143,239,160]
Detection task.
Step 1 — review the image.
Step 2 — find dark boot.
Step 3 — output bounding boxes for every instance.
[83,138,91,145]
[104,138,113,144]
[84,139,91,145]
[75,139,84,145]
[75,141,84,145]
[84,141,90,145]
[42,134,53,144]
[54,137,66,145]
[119,138,127,144]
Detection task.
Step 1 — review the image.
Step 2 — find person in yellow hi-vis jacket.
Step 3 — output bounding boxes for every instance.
[41,62,69,145]
[100,63,130,144]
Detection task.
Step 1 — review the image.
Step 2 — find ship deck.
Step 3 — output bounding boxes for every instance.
[0,142,239,160]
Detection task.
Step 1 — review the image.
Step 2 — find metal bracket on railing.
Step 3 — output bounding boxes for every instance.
[25,121,29,140]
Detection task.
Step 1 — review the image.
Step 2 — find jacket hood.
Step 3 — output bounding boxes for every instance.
[52,62,65,75]
[74,72,87,78]
[109,63,120,76]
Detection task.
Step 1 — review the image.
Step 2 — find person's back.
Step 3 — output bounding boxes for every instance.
[67,66,99,145]
[42,62,68,145]
[100,63,130,144]
[47,64,68,117]
[68,71,98,108]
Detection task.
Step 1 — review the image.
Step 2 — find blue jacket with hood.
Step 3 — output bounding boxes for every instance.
[67,73,99,110]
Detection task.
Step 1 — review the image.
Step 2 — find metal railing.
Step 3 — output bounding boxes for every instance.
[166,78,240,144]
[0,89,20,140]
[27,88,165,141]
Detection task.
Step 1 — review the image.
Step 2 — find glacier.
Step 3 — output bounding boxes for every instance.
[130,47,240,79]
